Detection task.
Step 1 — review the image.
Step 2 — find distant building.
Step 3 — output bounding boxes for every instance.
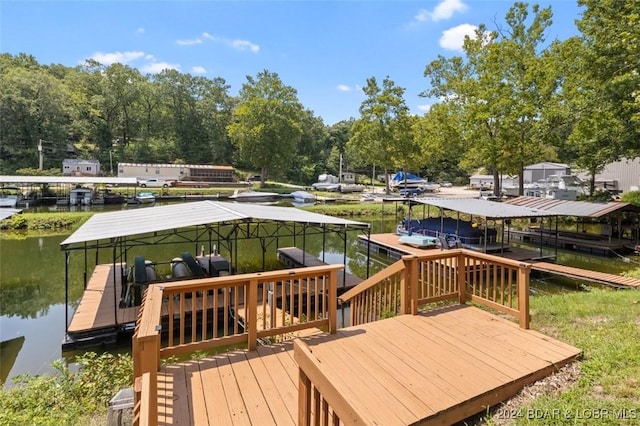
[62,159,100,176]
[523,162,571,184]
[582,157,640,193]
[117,163,235,183]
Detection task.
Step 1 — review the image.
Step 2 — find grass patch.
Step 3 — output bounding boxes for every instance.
[484,288,640,425]
[0,212,93,237]
[305,202,403,217]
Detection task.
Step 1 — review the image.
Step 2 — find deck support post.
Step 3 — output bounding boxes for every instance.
[457,251,467,304]
[248,278,258,350]
[298,368,312,426]
[328,270,338,333]
[401,256,419,315]
[518,263,531,329]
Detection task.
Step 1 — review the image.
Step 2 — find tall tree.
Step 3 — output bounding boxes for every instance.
[423,3,557,195]
[227,70,304,184]
[0,57,70,171]
[577,0,640,158]
[348,76,417,193]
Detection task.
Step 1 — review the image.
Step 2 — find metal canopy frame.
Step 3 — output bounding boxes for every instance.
[62,205,371,333]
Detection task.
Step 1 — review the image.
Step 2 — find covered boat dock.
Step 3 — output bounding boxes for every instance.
[504,196,640,255]
[396,197,559,258]
[60,201,370,349]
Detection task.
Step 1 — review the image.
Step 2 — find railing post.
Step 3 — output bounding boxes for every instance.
[136,334,159,426]
[328,270,338,333]
[457,251,467,304]
[518,263,531,329]
[248,278,258,350]
[400,256,419,315]
[298,367,312,426]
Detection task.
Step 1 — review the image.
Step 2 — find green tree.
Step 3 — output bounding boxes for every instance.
[423,3,557,195]
[227,70,304,184]
[348,76,418,193]
[0,56,71,172]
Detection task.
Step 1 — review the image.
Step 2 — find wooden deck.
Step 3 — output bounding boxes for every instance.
[155,305,581,425]
[532,262,640,288]
[362,233,548,262]
[67,264,137,334]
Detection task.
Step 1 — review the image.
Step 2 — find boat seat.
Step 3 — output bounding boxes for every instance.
[134,256,148,284]
[182,252,206,277]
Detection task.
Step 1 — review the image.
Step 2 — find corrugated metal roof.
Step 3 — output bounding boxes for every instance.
[60,201,369,247]
[0,208,22,221]
[117,163,233,170]
[0,175,138,185]
[504,196,639,218]
[409,198,558,219]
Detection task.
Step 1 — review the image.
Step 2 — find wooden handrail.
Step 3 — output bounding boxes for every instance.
[294,340,367,425]
[133,264,344,426]
[338,248,532,328]
[339,260,404,302]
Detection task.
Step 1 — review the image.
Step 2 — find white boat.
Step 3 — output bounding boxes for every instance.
[132,191,156,204]
[0,187,23,208]
[290,190,316,203]
[229,189,280,202]
[399,234,439,249]
[389,171,427,189]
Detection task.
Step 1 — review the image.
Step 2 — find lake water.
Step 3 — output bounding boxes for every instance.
[1,219,638,387]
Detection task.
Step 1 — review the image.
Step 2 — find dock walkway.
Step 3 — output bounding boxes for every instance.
[531,262,640,288]
[155,305,581,425]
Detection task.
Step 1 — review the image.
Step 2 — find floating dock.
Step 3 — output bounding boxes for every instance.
[276,247,362,292]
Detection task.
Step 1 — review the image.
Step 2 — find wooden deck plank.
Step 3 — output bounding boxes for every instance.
[305,333,420,425]
[438,306,583,360]
[363,315,509,395]
[396,310,530,379]
[156,305,581,425]
[216,353,251,426]
[254,344,299,419]
[409,308,567,373]
[184,361,208,425]
[312,328,435,418]
[67,263,141,334]
[196,358,235,425]
[244,350,296,426]
[229,352,277,425]
[157,372,174,425]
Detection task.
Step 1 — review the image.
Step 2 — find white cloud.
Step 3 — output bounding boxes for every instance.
[136,28,145,34]
[177,38,203,46]
[191,66,207,74]
[337,84,351,92]
[440,24,477,51]
[140,61,181,74]
[89,51,145,65]
[417,104,432,112]
[230,39,260,53]
[415,0,468,23]
[202,32,217,41]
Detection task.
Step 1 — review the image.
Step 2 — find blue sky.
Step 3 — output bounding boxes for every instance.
[1,0,583,125]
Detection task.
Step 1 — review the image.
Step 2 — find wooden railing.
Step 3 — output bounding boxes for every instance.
[303,249,531,426]
[340,249,530,329]
[132,265,342,426]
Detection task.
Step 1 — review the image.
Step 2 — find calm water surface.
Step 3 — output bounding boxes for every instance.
[1,217,638,386]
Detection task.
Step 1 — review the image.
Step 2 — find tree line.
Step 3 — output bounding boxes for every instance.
[1,1,638,194]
